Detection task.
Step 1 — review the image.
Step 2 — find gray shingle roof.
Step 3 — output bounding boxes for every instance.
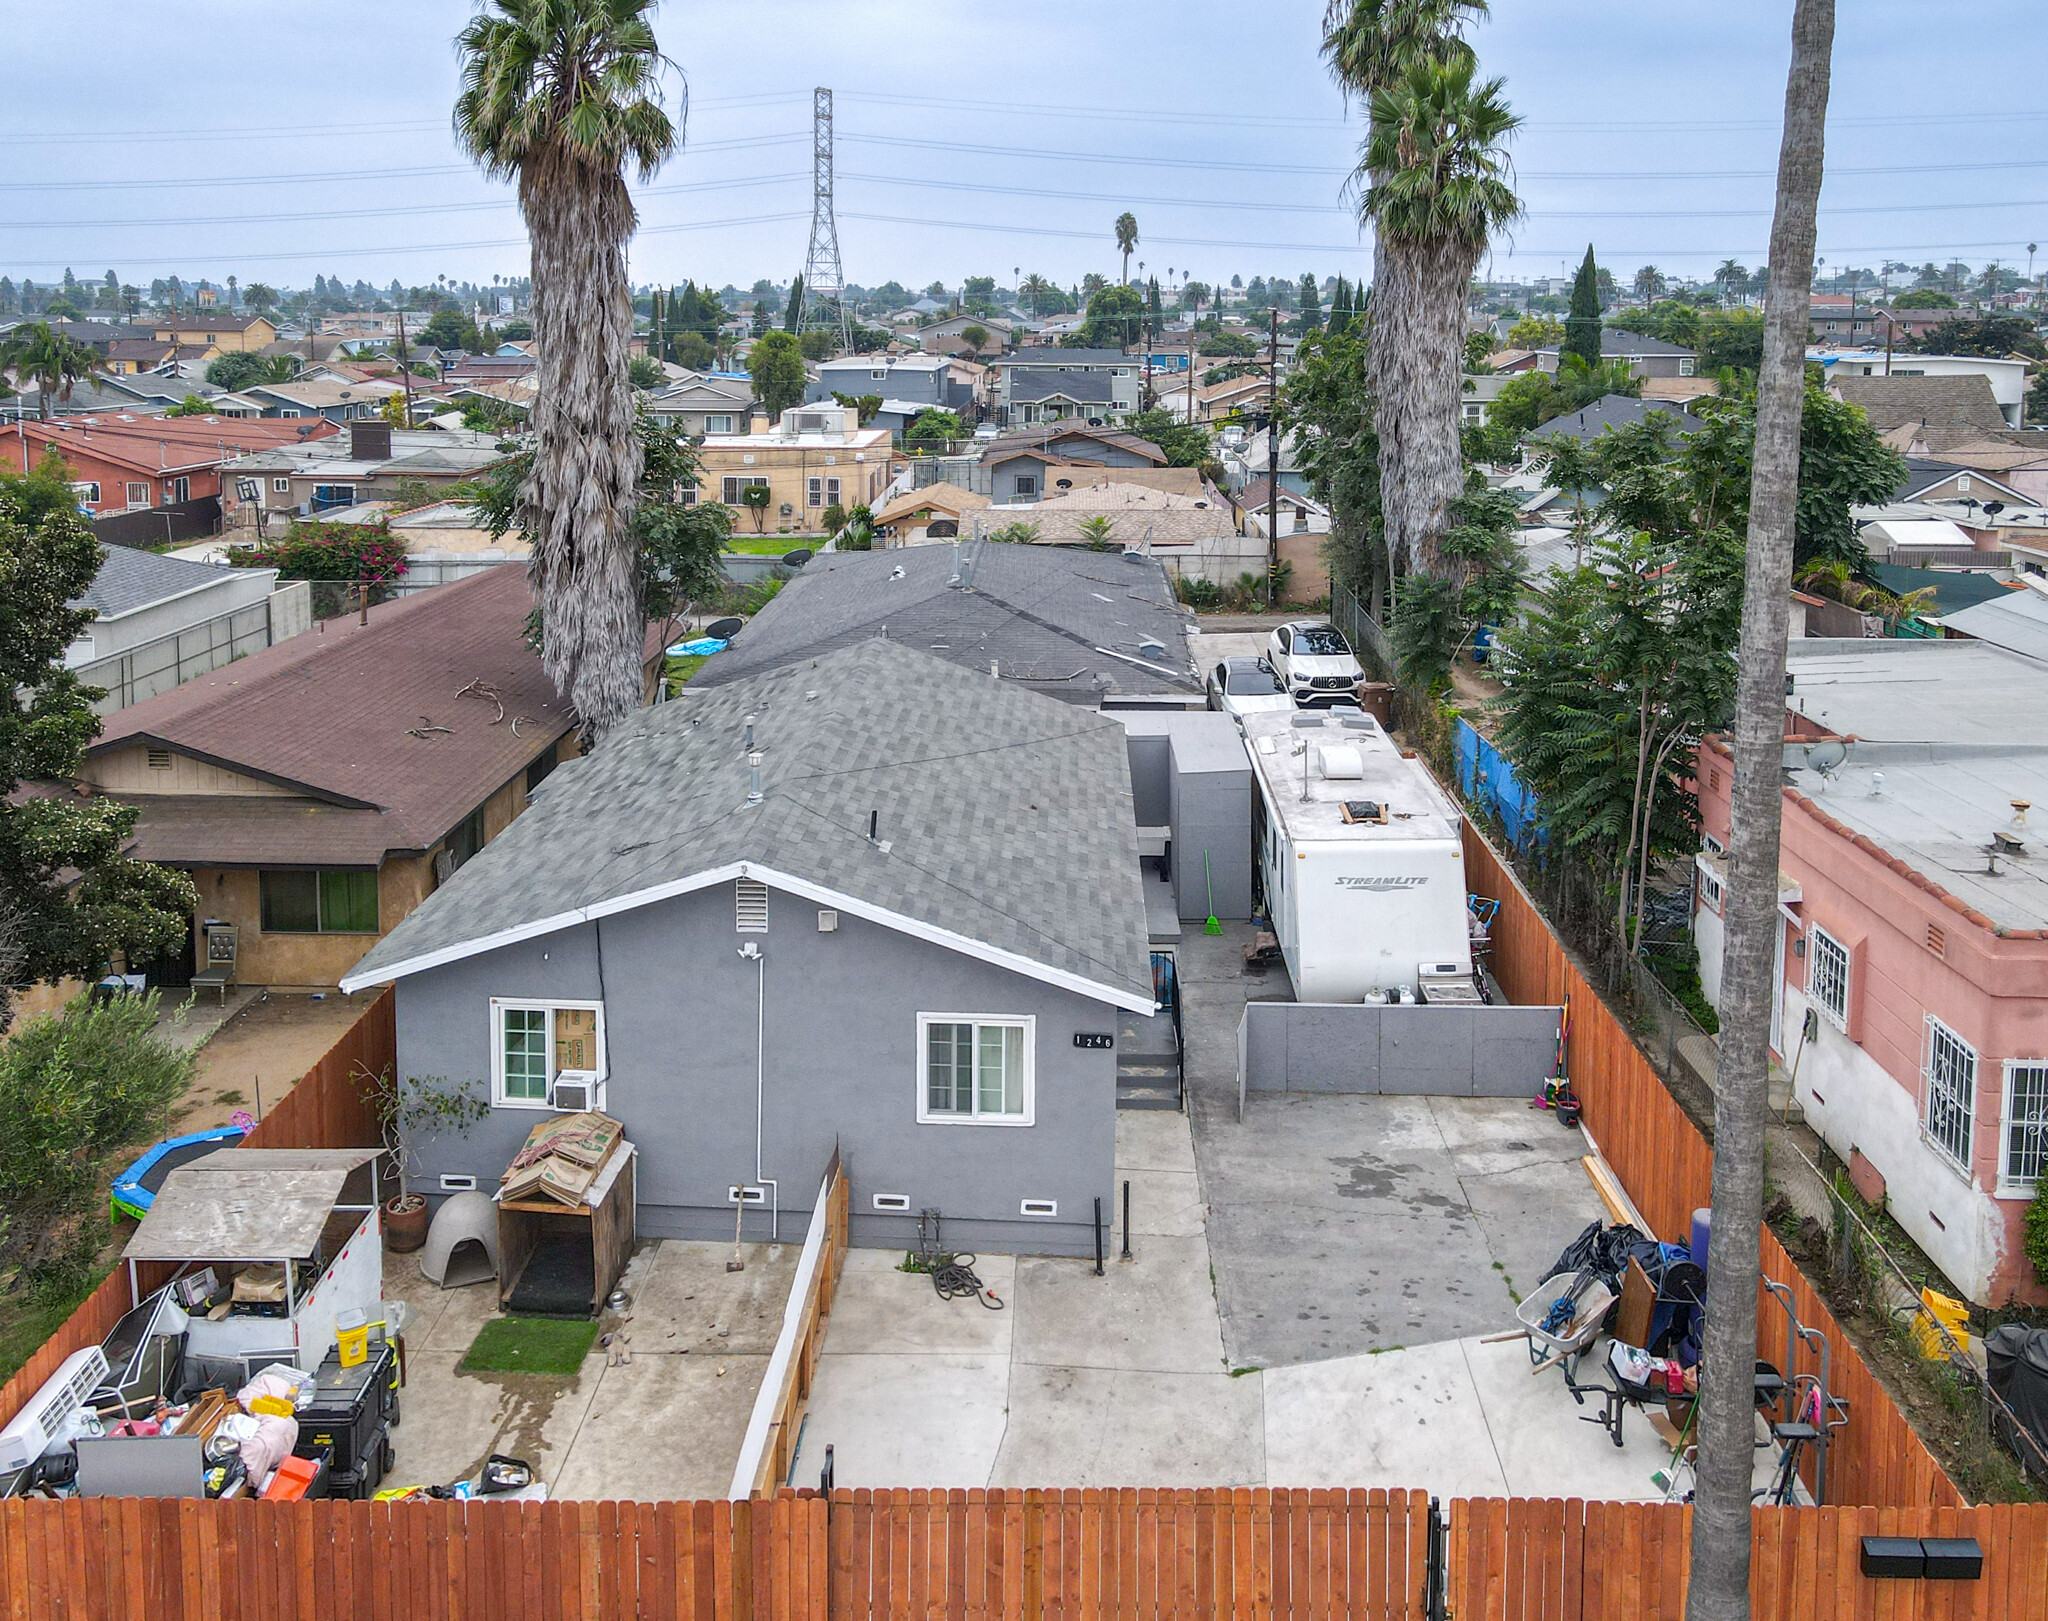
[1001,349,1131,367]
[343,638,1155,1006]
[1529,394,1705,444]
[1830,373,2009,434]
[76,545,245,620]
[1011,371,1117,405]
[692,543,1197,697]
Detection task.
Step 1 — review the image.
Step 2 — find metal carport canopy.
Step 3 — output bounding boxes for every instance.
[122,1165,355,1264]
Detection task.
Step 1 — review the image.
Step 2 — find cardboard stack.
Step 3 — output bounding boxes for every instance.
[499,1112,625,1207]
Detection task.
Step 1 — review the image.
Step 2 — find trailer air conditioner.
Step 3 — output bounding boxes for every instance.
[1243,709,1475,1002]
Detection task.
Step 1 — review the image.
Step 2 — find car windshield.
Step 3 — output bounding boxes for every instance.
[1292,626,1351,656]
[1227,664,1282,696]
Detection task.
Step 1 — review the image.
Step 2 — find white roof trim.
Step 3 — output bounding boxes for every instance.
[339,860,1156,1014]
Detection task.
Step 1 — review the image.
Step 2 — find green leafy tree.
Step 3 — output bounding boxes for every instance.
[0,322,103,420]
[958,323,990,354]
[748,329,806,420]
[418,306,482,355]
[1125,408,1213,469]
[0,993,194,1272]
[1078,283,1146,348]
[1914,314,2045,361]
[783,274,804,334]
[830,391,883,426]
[0,454,197,1026]
[205,351,272,392]
[1298,274,1323,332]
[1505,314,1564,349]
[454,0,680,743]
[1563,246,1603,369]
[1891,288,1956,309]
[1387,478,1524,691]
[498,317,533,341]
[905,408,964,449]
[1327,275,1355,337]
[234,520,410,590]
[797,328,836,362]
[628,354,666,389]
[673,330,715,370]
[1277,324,1384,611]
[1199,331,1259,358]
[1486,356,1639,437]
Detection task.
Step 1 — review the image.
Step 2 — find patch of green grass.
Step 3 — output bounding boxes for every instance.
[664,653,709,695]
[460,1315,601,1375]
[0,1262,113,1389]
[215,1089,245,1106]
[723,535,818,555]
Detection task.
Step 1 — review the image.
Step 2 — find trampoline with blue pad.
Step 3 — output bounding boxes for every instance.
[110,1122,253,1221]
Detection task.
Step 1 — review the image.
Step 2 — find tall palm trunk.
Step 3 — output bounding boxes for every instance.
[1370,232,1480,577]
[1684,4,1833,1617]
[521,149,644,742]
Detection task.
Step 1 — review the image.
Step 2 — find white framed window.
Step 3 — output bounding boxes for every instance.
[271,476,290,494]
[806,476,823,507]
[917,1014,1034,1126]
[1679,358,1696,377]
[1694,856,1724,915]
[69,481,101,504]
[705,414,734,434]
[825,477,841,506]
[2002,1061,2048,1190]
[1807,926,1851,1029]
[126,481,151,507]
[1923,1016,1976,1172]
[489,998,606,1109]
[722,474,768,504]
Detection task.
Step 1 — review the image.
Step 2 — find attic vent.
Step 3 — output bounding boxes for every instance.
[146,748,173,770]
[1926,923,1946,958]
[736,879,768,933]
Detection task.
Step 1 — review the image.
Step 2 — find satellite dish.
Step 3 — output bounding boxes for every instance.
[782,548,813,567]
[705,616,744,640]
[1982,499,2006,517]
[1806,739,1848,778]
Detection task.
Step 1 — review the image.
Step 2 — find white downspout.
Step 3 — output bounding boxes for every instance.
[739,941,778,1239]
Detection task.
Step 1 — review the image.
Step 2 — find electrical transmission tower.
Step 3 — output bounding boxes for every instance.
[799,87,853,351]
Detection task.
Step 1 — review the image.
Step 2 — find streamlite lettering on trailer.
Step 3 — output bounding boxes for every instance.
[1335,876,1430,891]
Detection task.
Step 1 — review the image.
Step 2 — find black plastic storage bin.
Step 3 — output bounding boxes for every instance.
[294,1343,397,1480]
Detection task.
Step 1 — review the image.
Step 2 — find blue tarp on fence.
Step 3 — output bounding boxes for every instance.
[1456,719,1542,848]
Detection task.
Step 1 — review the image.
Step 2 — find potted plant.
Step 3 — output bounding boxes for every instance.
[358,1067,492,1252]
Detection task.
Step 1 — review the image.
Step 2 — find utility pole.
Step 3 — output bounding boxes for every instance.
[395,308,415,427]
[1265,307,1279,609]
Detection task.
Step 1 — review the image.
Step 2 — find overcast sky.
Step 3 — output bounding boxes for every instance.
[3,0,2044,296]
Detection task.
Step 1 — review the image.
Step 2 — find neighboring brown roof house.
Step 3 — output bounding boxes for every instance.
[979,424,1168,465]
[1828,373,2010,434]
[82,566,574,869]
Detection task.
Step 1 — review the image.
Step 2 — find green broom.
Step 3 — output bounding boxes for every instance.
[1203,851,1222,935]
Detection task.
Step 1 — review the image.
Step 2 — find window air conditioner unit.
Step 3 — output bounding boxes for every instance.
[551,1075,600,1113]
[0,1346,110,1473]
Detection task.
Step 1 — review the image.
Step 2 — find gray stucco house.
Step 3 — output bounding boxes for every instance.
[993,349,1141,425]
[340,639,1156,1258]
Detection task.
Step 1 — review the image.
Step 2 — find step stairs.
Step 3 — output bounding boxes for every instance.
[1116,1058,1181,1111]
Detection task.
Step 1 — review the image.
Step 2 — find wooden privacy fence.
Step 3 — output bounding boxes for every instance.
[0,1493,824,1621]
[733,1151,852,1497]
[828,1489,1432,1621]
[1462,824,1960,1510]
[1447,1499,2048,1621]
[242,987,392,1152]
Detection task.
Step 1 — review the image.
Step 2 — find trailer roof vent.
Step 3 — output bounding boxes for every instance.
[1290,714,1326,729]
[1317,744,1365,780]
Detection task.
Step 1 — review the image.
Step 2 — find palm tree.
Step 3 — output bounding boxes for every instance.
[1115,213,1139,286]
[1633,263,1666,302]
[0,320,104,419]
[1358,50,1522,578]
[1020,273,1051,316]
[243,282,278,316]
[1684,5,1835,1621]
[454,0,681,744]
[1715,259,1746,305]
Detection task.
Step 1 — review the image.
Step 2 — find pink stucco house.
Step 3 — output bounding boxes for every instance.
[1692,639,2048,1307]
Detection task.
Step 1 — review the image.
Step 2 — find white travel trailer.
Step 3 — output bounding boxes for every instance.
[1242,708,1473,1001]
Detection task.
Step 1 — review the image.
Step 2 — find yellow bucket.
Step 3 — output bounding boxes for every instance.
[335,1307,369,1368]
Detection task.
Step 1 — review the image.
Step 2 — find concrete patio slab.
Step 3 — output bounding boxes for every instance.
[791,1352,1012,1490]
[626,1237,800,1355]
[1011,1237,1226,1376]
[991,1366,1264,1488]
[1263,1341,1511,1497]
[824,1249,1017,1356]
[547,1351,771,1501]
[1117,1109,1199,1175]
